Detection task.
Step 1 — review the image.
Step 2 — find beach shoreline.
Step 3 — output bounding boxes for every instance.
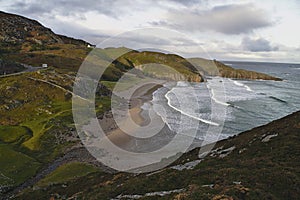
[98,83,164,147]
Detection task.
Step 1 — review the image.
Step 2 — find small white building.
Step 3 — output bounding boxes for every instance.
[42,64,48,68]
[87,44,96,48]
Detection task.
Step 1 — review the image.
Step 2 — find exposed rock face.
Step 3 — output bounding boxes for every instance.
[0,11,62,44]
[0,11,90,46]
[145,71,203,82]
[214,60,282,81]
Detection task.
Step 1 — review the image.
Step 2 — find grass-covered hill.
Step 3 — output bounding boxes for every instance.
[0,10,91,70]
[188,58,282,81]
[0,11,281,82]
[98,48,203,82]
[11,111,300,200]
[0,68,111,193]
[0,11,203,82]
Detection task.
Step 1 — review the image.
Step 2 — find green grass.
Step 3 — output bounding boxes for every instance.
[21,118,52,151]
[15,111,300,200]
[95,96,112,114]
[21,104,73,151]
[188,58,281,80]
[101,47,132,60]
[37,162,99,187]
[101,81,116,91]
[101,75,153,92]
[0,144,40,186]
[0,125,32,143]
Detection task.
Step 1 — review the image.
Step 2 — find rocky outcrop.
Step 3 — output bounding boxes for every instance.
[0,11,90,46]
[188,58,282,81]
[145,71,202,82]
[214,60,282,81]
[0,11,62,44]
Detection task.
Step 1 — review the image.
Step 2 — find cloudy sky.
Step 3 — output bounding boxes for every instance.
[1,0,300,63]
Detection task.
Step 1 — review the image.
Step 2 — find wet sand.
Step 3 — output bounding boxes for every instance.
[99,83,163,147]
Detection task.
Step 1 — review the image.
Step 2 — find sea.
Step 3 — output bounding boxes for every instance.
[145,61,300,144]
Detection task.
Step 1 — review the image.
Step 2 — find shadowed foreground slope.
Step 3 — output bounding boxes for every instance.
[14,111,300,200]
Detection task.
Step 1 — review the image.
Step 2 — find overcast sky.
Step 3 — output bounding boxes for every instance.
[1,0,300,63]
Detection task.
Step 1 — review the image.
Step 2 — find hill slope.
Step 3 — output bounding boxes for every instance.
[0,11,91,69]
[0,11,281,82]
[189,58,282,81]
[0,11,89,46]
[11,111,300,199]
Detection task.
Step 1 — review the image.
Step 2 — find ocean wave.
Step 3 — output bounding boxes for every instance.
[232,80,253,92]
[165,90,219,126]
[206,80,230,106]
[210,87,230,106]
[176,81,190,87]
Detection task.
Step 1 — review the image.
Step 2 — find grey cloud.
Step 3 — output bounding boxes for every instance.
[8,0,202,18]
[166,0,201,6]
[12,1,48,15]
[174,37,198,45]
[7,0,133,18]
[241,37,278,52]
[100,32,174,47]
[149,20,171,27]
[151,3,273,34]
[92,29,202,53]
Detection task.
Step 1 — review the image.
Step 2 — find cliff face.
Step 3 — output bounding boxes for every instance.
[115,51,204,82]
[134,63,203,82]
[215,60,282,81]
[189,58,282,81]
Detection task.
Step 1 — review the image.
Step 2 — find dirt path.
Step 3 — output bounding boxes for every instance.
[26,76,92,102]
[0,64,43,78]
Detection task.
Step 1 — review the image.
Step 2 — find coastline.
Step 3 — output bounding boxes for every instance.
[98,83,164,147]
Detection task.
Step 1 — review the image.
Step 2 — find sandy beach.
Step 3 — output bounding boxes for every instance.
[98,83,163,148]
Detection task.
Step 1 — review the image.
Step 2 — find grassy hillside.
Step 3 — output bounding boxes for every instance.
[0,11,204,82]
[189,58,282,81]
[0,68,111,193]
[12,111,300,199]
